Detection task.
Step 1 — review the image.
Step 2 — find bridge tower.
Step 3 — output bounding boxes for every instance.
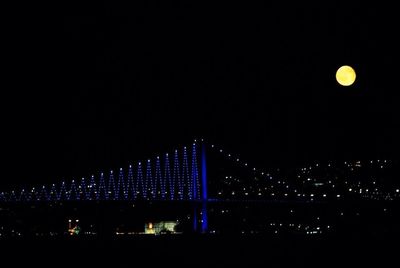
[193,141,208,233]
[201,142,208,233]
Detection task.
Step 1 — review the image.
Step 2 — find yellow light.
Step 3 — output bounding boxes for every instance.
[336,65,356,86]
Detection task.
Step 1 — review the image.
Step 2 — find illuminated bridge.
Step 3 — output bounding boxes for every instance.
[1,139,398,235]
[0,139,274,233]
[0,142,207,203]
[1,139,397,205]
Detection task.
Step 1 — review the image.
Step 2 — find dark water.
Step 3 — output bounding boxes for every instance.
[1,200,398,267]
[1,233,398,267]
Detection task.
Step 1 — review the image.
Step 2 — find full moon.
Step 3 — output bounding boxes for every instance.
[336,65,356,86]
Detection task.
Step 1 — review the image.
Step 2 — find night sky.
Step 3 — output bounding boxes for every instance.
[2,2,398,188]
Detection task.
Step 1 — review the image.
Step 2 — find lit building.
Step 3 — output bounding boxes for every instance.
[144,221,178,235]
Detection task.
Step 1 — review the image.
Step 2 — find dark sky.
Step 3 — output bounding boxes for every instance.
[2,2,399,188]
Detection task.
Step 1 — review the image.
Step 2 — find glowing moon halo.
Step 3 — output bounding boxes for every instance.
[336,65,356,86]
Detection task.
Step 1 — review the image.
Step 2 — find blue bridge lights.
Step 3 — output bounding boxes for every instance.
[0,139,270,204]
[0,143,204,202]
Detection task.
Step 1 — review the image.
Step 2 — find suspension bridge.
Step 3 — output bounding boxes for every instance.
[0,139,274,233]
[4,138,393,206]
[0,142,210,203]
[1,139,397,236]
[0,137,275,204]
